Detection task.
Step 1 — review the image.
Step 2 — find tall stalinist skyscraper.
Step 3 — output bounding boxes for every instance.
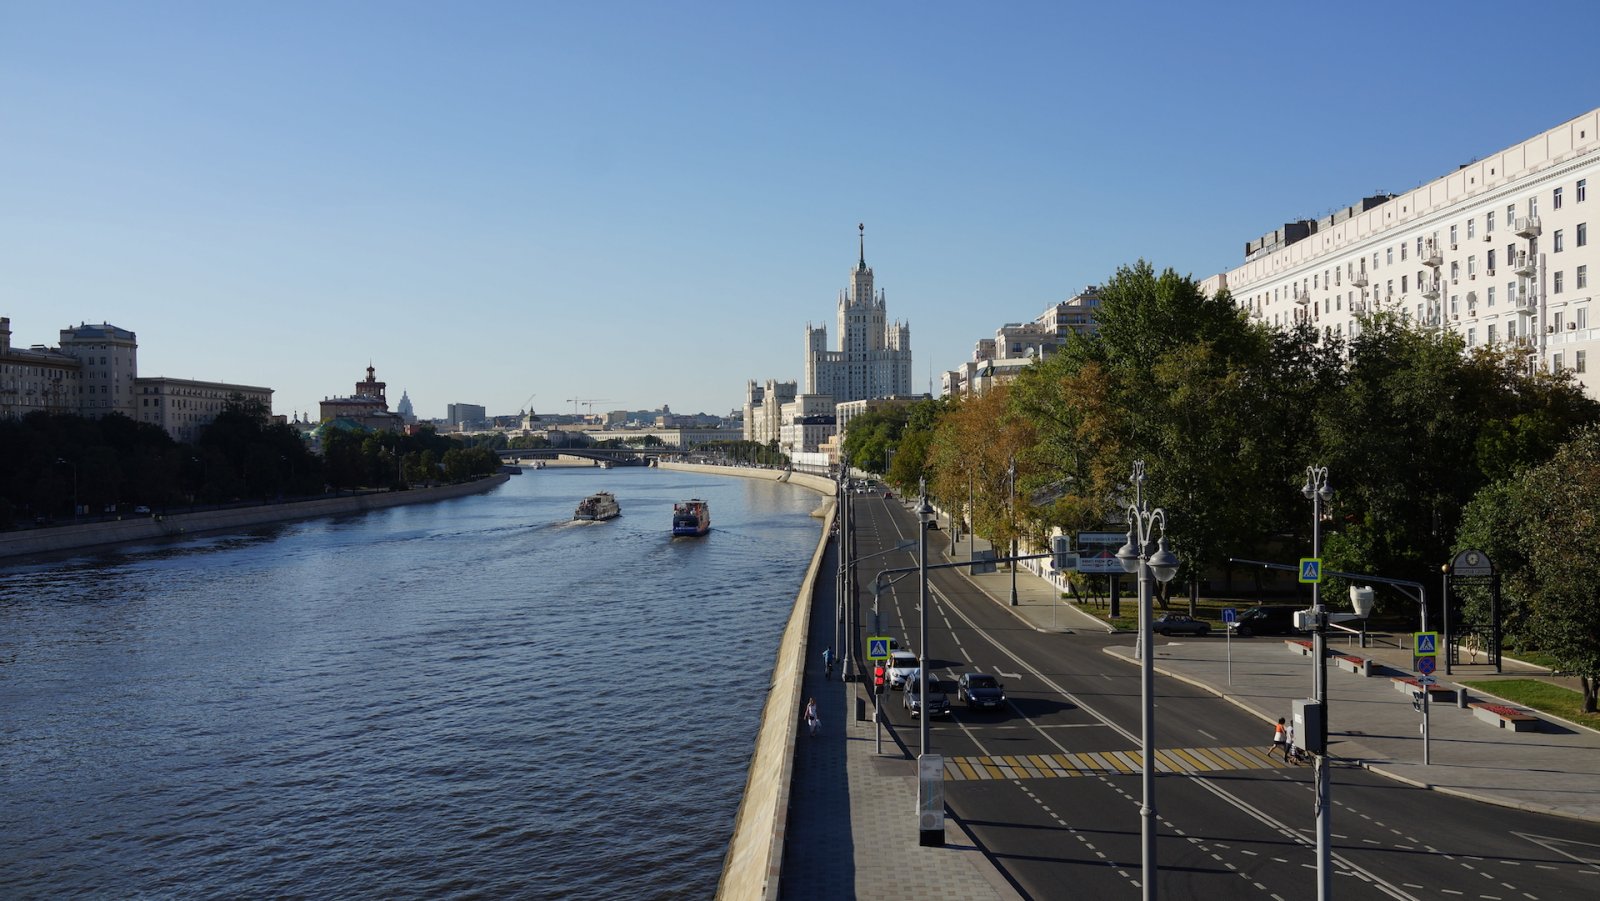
[804,224,913,403]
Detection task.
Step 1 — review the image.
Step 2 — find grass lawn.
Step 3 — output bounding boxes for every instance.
[1461,679,1600,730]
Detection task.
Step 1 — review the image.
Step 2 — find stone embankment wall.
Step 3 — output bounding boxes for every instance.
[653,464,835,900]
[0,475,510,561]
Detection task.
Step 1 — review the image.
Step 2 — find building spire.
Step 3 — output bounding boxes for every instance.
[858,222,866,271]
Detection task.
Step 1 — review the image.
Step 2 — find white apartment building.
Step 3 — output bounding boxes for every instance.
[136,377,274,444]
[804,225,913,404]
[743,378,797,444]
[778,393,837,456]
[59,322,139,419]
[942,288,1101,397]
[1204,107,1600,397]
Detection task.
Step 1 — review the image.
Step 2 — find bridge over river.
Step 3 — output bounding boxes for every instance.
[497,447,657,466]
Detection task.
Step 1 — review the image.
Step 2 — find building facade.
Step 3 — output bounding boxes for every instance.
[803,225,913,404]
[320,365,404,432]
[778,393,838,456]
[743,378,797,444]
[58,322,139,419]
[1204,107,1600,397]
[0,317,80,418]
[135,377,274,444]
[941,288,1102,397]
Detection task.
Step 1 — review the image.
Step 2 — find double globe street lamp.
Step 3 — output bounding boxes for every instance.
[1115,460,1179,901]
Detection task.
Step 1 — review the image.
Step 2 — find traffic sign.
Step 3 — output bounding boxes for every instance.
[1414,631,1438,655]
[1221,608,1237,624]
[1416,674,1437,685]
[867,636,891,661]
[1298,558,1323,583]
[1417,656,1437,675]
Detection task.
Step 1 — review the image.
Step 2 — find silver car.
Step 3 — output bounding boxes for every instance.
[886,650,919,690]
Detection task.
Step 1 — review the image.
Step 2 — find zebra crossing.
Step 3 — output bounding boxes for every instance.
[944,745,1284,781]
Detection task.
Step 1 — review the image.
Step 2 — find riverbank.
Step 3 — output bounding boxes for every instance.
[0,474,510,562]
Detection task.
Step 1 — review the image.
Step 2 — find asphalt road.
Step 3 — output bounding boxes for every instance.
[845,494,1599,900]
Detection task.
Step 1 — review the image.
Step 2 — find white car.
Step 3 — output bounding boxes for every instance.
[886,650,919,690]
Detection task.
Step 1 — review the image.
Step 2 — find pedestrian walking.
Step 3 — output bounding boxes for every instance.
[821,646,833,679]
[1271,717,1287,760]
[804,697,820,737]
[1284,720,1301,765]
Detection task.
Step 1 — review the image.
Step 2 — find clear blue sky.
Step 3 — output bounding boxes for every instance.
[4,1,1597,420]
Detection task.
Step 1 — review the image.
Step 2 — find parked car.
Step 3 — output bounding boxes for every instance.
[133,505,151,514]
[957,672,1006,709]
[1226,605,1305,637]
[1152,613,1211,637]
[903,673,951,717]
[886,650,919,690]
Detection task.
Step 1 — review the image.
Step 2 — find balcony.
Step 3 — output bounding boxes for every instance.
[1421,280,1441,300]
[1512,251,1536,277]
[1514,289,1534,312]
[1350,300,1369,315]
[1350,270,1369,287]
[1515,216,1542,238]
[1421,243,1444,267]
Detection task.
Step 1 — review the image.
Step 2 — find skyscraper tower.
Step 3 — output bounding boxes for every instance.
[804,224,913,404]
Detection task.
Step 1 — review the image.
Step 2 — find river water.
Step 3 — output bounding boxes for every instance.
[0,466,824,899]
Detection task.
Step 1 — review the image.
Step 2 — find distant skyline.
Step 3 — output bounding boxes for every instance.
[4,2,1599,419]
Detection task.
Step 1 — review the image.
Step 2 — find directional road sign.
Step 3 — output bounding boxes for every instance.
[866,636,891,662]
[1414,631,1438,655]
[1221,608,1237,624]
[1416,674,1437,685]
[1298,558,1323,584]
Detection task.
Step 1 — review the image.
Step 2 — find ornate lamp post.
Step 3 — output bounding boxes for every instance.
[1116,460,1179,901]
[914,480,943,846]
[1008,456,1019,606]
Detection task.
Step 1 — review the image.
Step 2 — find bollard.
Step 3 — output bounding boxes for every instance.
[1457,688,1469,709]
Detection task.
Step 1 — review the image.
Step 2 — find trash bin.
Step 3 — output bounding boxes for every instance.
[856,696,867,721]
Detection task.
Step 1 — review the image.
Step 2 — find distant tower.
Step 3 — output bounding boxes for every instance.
[396,390,415,423]
[803,223,913,404]
[355,364,387,406]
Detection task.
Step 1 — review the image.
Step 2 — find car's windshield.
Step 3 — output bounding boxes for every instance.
[967,675,997,689]
[892,654,916,667]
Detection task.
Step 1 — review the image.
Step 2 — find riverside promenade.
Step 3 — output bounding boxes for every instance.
[778,507,1600,898]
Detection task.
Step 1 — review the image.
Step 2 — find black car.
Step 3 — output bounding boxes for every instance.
[957,672,1006,709]
[1227,605,1305,637]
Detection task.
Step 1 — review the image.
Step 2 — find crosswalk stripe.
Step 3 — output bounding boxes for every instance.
[941,746,1281,782]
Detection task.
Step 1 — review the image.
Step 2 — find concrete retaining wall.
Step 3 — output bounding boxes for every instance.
[0,475,509,561]
[663,464,837,900]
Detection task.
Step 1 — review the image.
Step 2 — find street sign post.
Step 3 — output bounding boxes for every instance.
[867,636,891,662]
[1221,608,1237,685]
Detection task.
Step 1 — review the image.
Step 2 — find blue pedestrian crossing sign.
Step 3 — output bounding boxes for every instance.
[1298,558,1323,584]
[867,636,891,662]
[1414,631,1438,655]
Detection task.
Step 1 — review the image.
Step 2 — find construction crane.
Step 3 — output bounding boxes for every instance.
[565,397,614,414]
[520,393,539,424]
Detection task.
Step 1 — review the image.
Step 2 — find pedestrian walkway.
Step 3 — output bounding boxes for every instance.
[944,744,1281,781]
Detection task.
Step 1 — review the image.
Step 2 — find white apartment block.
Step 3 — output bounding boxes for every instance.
[59,321,139,419]
[778,393,837,457]
[942,288,1101,397]
[743,378,797,444]
[1204,107,1600,397]
[804,225,913,404]
[136,377,274,444]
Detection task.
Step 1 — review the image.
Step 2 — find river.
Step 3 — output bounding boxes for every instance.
[0,465,824,899]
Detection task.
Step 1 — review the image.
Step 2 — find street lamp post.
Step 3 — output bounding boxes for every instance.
[915,480,942,846]
[1116,460,1179,901]
[1008,456,1018,606]
[1303,465,1334,901]
[836,457,848,669]
[56,458,78,522]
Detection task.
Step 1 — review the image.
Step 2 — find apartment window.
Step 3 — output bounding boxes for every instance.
[1450,224,1459,245]
[1401,275,1409,293]
[1578,350,1588,373]
[1555,186,1565,210]
[1400,242,1408,261]
[1555,229,1564,252]
[1508,204,1516,224]
[1579,223,1588,247]
[1508,243,1516,261]
[1580,265,1589,289]
[1487,286,1496,307]
[1416,237,1423,257]
[1488,249,1496,272]
[1509,281,1518,304]
[1487,211,1496,233]
[1580,308,1590,329]
[1555,270,1565,293]
[1373,252,1380,270]
[1507,321,1517,339]
[1530,197,1539,217]
[1468,218,1477,239]
[1580,179,1588,203]
[1555,312,1564,331]
[1467,328,1476,346]
[1313,273,1319,289]
[1488,324,1498,343]
[1386,247,1394,265]
[1554,352,1564,371]
[1451,261,1460,281]
[1451,294,1459,316]
[1468,255,1477,277]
